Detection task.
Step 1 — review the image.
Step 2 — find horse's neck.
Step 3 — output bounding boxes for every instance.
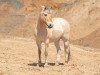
[37,17,47,32]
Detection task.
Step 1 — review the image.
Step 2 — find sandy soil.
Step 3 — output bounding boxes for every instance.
[0,37,100,75]
[0,0,100,75]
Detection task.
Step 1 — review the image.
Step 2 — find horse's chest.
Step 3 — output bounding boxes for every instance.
[51,29,63,40]
[36,31,47,41]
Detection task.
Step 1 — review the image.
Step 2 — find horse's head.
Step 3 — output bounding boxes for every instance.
[40,6,53,28]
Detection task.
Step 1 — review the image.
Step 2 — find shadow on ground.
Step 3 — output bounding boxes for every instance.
[28,62,64,67]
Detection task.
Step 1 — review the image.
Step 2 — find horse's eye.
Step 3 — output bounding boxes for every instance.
[44,14,47,16]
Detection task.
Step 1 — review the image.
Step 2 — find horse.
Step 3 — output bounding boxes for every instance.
[34,6,70,66]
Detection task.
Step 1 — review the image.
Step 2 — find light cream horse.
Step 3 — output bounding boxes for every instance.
[34,6,70,66]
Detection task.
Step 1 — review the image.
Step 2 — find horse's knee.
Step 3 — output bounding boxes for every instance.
[64,41,69,49]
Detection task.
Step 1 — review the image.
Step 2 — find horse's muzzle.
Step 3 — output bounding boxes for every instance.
[48,23,53,28]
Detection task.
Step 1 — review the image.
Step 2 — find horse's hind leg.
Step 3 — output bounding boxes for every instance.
[64,41,70,63]
[62,37,70,63]
[54,40,61,66]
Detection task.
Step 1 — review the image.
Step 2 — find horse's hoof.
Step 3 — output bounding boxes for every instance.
[37,64,40,67]
[65,60,69,63]
[55,62,59,66]
[55,61,60,66]
[65,61,69,66]
[44,63,49,67]
[37,63,42,67]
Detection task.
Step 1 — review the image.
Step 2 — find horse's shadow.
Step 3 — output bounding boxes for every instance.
[28,62,64,67]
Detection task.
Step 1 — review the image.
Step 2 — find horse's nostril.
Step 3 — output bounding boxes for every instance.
[48,24,53,28]
[50,24,52,26]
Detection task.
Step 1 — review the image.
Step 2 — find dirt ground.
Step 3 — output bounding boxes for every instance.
[0,37,100,75]
[0,0,100,75]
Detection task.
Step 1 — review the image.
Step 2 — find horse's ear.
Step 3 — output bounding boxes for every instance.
[41,6,45,11]
[49,6,52,9]
[41,5,48,11]
[49,6,52,13]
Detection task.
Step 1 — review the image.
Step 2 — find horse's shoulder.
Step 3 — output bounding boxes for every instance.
[52,18,69,26]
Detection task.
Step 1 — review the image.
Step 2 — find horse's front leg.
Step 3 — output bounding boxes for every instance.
[44,39,49,67]
[36,41,42,66]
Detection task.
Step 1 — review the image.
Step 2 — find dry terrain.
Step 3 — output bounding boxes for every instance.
[0,37,100,75]
[0,0,100,75]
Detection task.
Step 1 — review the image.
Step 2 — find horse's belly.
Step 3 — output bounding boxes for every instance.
[49,30,63,42]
